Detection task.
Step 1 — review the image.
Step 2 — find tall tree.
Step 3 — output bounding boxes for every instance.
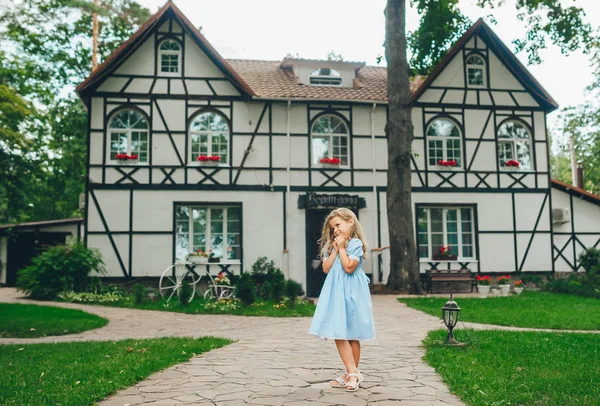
[385,0,423,294]
[0,0,150,224]
[385,0,595,293]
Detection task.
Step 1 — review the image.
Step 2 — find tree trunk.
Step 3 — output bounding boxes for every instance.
[92,0,99,71]
[384,0,423,294]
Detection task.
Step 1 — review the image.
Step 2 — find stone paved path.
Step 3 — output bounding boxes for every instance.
[1,288,462,405]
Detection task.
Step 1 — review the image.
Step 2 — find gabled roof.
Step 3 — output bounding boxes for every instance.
[76,1,254,104]
[411,18,559,112]
[551,179,600,207]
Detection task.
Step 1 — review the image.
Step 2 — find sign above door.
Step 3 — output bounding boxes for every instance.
[298,193,367,210]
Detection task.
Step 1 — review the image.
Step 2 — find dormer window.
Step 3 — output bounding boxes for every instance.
[466,54,485,87]
[159,39,181,74]
[310,68,342,86]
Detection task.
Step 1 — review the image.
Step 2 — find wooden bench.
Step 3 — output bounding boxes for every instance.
[425,270,477,293]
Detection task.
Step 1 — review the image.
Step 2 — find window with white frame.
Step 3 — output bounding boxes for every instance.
[108,109,149,163]
[189,111,229,164]
[417,207,475,259]
[159,39,181,74]
[466,54,485,87]
[427,118,462,167]
[175,205,241,261]
[311,114,349,165]
[497,119,531,169]
[309,68,342,86]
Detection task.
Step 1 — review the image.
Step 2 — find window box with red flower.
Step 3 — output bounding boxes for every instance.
[502,159,521,171]
[115,153,139,164]
[435,159,460,170]
[432,246,458,261]
[319,157,341,165]
[197,155,222,165]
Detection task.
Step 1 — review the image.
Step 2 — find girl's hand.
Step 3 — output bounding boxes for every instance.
[334,235,346,250]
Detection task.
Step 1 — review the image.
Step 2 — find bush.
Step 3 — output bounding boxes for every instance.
[132,283,146,305]
[236,273,256,306]
[544,273,600,298]
[284,279,304,308]
[259,281,272,300]
[251,256,277,284]
[269,269,285,301]
[16,243,105,300]
[579,248,600,273]
[520,273,543,287]
[58,291,124,303]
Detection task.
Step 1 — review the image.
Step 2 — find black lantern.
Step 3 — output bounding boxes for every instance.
[442,294,461,345]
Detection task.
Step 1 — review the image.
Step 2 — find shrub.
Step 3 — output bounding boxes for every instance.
[269,269,285,301]
[251,256,277,284]
[259,281,272,300]
[16,242,105,300]
[284,279,304,308]
[132,283,146,305]
[520,273,543,287]
[58,291,124,303]
[579,248,600,273]
[236,273,256,306]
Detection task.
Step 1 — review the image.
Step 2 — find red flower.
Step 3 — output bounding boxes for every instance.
[504,160,520,167]
[437,160,458,167]
[129,154,138,160]
[198,155,221,162]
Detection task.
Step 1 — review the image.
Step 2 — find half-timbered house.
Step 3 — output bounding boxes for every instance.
[73,1,600,296]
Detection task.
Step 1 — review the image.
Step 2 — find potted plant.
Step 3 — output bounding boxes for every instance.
[513,279,524,295]
[215,271,231,286]
[187,249,209,264]
[497,275,511,296]
[432,246,457,261]
[476,275,493,298]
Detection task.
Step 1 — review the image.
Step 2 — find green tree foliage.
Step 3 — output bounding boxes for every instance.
[0,0,150,224]
[408,0,595,74]
[408,0,471,75]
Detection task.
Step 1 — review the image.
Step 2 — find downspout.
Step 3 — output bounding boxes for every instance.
[371,102,379,284]
[285,99,292,279]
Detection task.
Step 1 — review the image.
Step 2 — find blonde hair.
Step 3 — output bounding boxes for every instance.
[318,208,369,260]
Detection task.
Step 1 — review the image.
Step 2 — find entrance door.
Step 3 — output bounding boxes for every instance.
[6,232,68,286]
[305,208,359,297]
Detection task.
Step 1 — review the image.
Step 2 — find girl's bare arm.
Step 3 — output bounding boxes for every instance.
[322,249,337,274]
[338,246,359,274]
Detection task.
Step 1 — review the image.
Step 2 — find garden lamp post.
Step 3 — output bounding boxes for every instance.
[442,294,461,345]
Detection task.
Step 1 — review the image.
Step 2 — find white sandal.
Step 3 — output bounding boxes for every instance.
[344,373,360,392]
[329,372,347,388]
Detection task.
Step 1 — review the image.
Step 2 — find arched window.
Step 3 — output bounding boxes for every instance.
[497,119,531,169]
[189,111,229,164]
[159,39,181,74]
[466,54,485,87]
[311,114,349,165]
[108,109,149,163]
[427,118,462,168]
[310,68,342,86]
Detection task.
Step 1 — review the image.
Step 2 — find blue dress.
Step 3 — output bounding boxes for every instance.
[308,238,376,341]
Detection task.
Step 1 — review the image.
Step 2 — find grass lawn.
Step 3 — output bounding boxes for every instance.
[0,336,231,406]
[0,303,108,338]
[424,329,600,406]
[398,291,600,330]
[64,295,316,317]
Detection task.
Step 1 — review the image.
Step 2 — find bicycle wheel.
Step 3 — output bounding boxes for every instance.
[159,262,197,303]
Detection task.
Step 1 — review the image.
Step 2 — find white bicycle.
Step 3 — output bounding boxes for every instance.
[159,260,235,303]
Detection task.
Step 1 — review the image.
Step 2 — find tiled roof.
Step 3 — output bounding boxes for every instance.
[551,179,600,206]
[226,59,424,103]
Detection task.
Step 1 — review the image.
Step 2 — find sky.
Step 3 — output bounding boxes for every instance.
[139,0,599,127]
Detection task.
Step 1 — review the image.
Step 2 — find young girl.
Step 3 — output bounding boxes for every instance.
[308,208,375,392]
